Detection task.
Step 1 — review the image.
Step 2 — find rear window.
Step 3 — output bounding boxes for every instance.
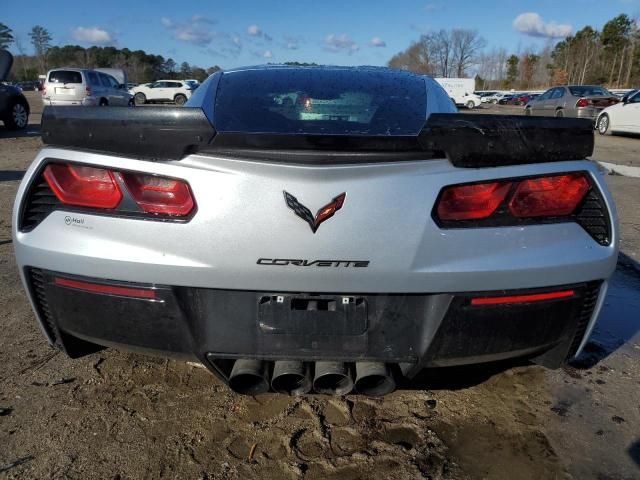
[568,86,612,97]
[214,68,427,136]
[48,70,83,84]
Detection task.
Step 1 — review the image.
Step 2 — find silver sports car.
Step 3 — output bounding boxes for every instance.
[13,66,618,396]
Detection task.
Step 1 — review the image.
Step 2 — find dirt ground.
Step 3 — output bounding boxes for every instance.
[0,93,639,479]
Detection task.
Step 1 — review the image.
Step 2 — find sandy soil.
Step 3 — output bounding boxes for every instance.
[0,93,638,479]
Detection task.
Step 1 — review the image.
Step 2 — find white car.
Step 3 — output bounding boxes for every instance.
[483,92,511,104]
[42,68,133,107]
[130,80,193,106]
[596,90,640,135]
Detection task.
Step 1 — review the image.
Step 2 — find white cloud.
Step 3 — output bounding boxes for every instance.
[424,3,440,12]
[513,12,572,39]
[162,16,217,46]
[324,34,359,54]
[263,50,273,59]
[72,26,114,45]
[283,35,304,50]
[247,24,261,36]
[369,36,386,47]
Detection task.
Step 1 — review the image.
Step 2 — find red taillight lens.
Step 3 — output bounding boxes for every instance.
[85,86,92,97]
[508,173,589,218]
[575,98,589,108]
[436,181,511,220]
[43,163,122,208]
[121,173,194,216]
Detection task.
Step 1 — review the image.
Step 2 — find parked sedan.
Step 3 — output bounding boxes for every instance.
[498,94,517,105]
[596,89,640,135]
[0,51,30,130]
[525,85,618,119]
[510,93,538,106]
[484,92,511,104]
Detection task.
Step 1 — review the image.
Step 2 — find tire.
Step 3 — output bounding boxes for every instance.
[555,109,564,118]
[134,93,146,105]
[525,107,532,116]
[128,98,135,107]
[4,99,29,130]
[99,98,108,106]
[597,114,610,135]
[174,94,187,106]
[466,100,475,110]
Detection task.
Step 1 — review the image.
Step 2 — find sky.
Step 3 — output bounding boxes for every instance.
[3,0,640,69]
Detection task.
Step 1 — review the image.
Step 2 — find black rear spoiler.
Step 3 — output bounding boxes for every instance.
[420,114,594,167]
[42,108,594,167]
[41,107,215,160]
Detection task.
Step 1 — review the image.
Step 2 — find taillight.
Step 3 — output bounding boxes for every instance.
[435,172,592,223]
[575,98,589,108]
[85,86,92,97]
[508,173,589,217]
[41,162,195,218]
[436,181,511,220]
[121,173,194,216]
[43,164,122,208]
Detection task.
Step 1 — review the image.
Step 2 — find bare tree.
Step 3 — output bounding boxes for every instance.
[29,25,52,72]
[451,29,486,77]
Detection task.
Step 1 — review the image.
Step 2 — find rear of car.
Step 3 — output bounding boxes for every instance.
[42,69,92,106]
[43,69,132,107]
[526,86,618,119]
[13,66,618,397]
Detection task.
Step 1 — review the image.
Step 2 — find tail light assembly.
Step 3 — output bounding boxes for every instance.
[575,98,590,108]
[433,172,611,245]
[20,161,196,231]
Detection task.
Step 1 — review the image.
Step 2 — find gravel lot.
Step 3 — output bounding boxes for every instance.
[0,93,638,479]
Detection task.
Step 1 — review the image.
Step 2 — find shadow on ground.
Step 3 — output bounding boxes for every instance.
[0,170,25,182]
[0,125,40,139]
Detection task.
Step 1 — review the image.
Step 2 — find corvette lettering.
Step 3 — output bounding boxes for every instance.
[257,258,369,267]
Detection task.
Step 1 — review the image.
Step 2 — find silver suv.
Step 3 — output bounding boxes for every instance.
[42,68,133,107]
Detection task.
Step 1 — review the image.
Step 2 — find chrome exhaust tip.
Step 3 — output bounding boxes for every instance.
[228,359,270,395]
[271,361,312,395]
[355,362,396,396]
[313,361,354,395]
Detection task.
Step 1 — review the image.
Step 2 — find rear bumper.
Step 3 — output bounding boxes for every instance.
[42,98,97,106]
[28,268,605,380]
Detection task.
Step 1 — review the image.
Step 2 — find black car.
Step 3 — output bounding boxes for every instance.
[498,94,517,105]
[16,80,40,92]
[0,51,30,130]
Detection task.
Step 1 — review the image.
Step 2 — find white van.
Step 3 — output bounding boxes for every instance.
[42,68,133,107]
[434,77,481,109]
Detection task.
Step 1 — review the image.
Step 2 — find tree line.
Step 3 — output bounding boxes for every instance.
[389,14,639,90]
[0,23,220,83]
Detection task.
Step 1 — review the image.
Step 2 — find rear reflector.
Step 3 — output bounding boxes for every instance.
[54,277,156,299]
[436,181,511,220]
[471,290,574,306]
[44,163,122,209]
[508,173,589,218]
[121,173,194,216]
